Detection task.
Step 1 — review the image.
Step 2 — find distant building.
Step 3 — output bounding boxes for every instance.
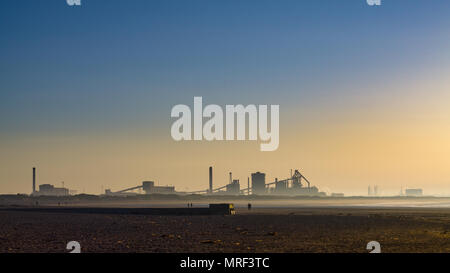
[251,172,266,195]
[104,181,175,196]
[142,181,175,194]
[29,167,71,196]
[368,185,379,196]
[226,179,240,195]
[331,193,345,197]
[35,184,69,196]
[405,188,423,197]
[142,181,155,193]
[274,178,288,194]
[150,186,175,194]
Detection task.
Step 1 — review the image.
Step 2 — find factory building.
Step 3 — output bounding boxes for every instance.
[35,184,69,196]
[274,178,288,194]
[259,170,325,196]
[105,167,324,197]
[405,188,423,197]
[142,181,175,194]
[368,185,380,196]
[251,172,266,195]
[226,179,240,195]
[106,181,175,196]
[30,168,70,196]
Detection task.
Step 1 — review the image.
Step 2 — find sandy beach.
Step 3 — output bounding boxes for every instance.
[1,203,449,253]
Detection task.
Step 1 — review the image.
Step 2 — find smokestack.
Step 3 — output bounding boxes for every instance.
[229,172,232,185]
[209,166,213,194]
[32,167,36,194]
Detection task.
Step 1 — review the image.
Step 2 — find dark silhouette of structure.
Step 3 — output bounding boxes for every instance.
[36,184,69,196]
[265,170,322,196]
[405,188,423,197]
[32,167,36,194]
[5,204,236,215]
[103,167,323,197]
[181,167,323,196]
[105,181,175,196]
[30,167,70,196]
[226,179,240,195]
[209,166,213,194]
[251,172,266,195]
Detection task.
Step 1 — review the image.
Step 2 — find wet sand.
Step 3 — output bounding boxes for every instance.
[1,206,449,253]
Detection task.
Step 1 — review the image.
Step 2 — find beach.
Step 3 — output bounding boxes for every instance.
[1,204,449,253]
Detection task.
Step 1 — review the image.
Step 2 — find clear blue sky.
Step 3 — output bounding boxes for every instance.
[1,0,449,135]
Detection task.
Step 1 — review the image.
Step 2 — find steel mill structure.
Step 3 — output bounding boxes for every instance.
[30,166,324,197]
[105,167,324,197]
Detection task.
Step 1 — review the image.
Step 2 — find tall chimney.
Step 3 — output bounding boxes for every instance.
[209,166,213,194]
[32,167,36,194]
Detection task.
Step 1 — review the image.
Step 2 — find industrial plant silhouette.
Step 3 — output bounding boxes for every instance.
[29,166,324,197]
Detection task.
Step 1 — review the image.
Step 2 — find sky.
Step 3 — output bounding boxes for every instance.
[1,0,450,196]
